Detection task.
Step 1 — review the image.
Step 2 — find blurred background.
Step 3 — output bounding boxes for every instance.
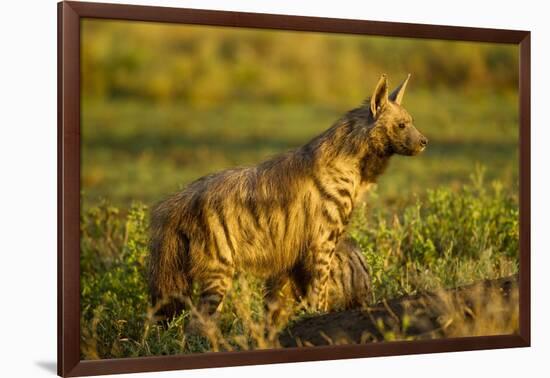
[81,19,519,209]
[78,19,521,358]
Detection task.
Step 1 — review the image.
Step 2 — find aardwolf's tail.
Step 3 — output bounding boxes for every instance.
[148,202,190,319]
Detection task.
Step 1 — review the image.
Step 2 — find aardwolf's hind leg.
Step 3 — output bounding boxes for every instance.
[197,268,233,316]
[265,275,297,325]
[186,267,233,336]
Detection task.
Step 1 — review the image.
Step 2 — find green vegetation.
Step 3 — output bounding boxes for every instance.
[80,174,518,358]
[81,19,519,211]
[81,20,518,108]
[79,19,519,358]
[350,167,518,303]
[81,91,518,210]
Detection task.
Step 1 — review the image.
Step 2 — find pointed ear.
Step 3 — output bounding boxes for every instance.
[389,74,411,105]
[370,74,389,118]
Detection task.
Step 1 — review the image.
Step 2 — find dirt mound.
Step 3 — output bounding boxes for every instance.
[280,275,518,347]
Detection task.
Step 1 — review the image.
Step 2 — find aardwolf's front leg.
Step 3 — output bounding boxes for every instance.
[307,241,336,311]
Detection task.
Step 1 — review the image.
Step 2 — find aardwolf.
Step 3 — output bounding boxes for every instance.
[148,74,427,318]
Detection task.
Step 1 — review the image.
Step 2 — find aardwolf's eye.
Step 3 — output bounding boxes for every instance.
[398,122,406,129]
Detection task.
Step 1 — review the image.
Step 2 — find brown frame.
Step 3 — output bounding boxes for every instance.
[58,1,531,376]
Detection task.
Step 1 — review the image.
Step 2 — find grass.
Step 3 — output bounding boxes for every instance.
[79,20,520,359]
[80,171,518,359]
[79,86,519,359]
[81,89,518,210]
[79,90,519,359]
[81,19,518,107]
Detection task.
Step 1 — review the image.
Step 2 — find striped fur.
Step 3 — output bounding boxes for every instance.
[328,237,371,310]
[275,237,371,311]
[148,74,426,318]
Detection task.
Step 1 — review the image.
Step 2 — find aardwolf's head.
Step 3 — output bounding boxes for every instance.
[368,74,427,156]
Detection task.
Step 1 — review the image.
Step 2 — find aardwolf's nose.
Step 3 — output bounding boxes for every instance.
[420,137,428,147]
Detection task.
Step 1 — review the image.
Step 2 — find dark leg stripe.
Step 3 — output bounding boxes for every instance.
[355,251,370,276]
[329,268,337,283]
[328,166,345,178]
[202,285,224,296]
[337,176,352,185]
[322,202,347,227]
[348,259,357,289]
[321,207,339,225]
[337,187,352,202]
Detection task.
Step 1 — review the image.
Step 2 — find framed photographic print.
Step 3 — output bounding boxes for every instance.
[58,1,530,376]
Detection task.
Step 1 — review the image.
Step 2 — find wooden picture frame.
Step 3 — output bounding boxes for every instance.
[58,1,531,376]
